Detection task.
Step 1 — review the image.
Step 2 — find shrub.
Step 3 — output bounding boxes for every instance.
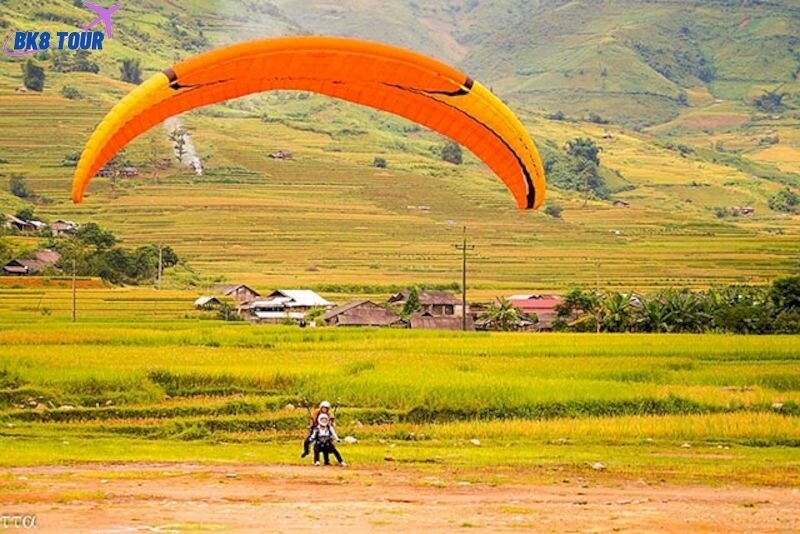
[9,174,30,199]
[120,58,142,84]
[588,112,608,125]
[544,205,563,218]
[768,188,799,213]
[441,141,463,165]
[22,60,45,91]
[372,156,388,168]
[60,85,82,100]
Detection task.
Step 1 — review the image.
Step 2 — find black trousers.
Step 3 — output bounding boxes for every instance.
[314,441,343,465]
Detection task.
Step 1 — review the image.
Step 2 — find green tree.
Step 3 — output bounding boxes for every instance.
[372,156,387,168]
[60,85,82,100]
[635,296,672,333]
[169,127,187,165]
[402,287,422,316]
[566,138,600,166]
[768,188,799,213]
[554,288,602,332]
[120,57,142,84]
[75,222,117,250]
[22,59,45,91]
[14,207,35,221]
[753,90,787,113]
[9,174,30,198]
[599,292,635,332]
[0,237,12,264]
[479,299,523,331]
[770,275,800,314]
[441,141,463,165]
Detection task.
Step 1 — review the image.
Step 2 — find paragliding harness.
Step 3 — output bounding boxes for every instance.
[300,398,339,459]
[309,413,343,466]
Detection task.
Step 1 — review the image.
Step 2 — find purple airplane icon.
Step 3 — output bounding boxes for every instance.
[81,2,120,38]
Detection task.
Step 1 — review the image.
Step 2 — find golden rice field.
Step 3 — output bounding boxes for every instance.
[0,315,798,485]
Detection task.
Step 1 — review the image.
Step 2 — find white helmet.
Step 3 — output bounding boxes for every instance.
[319,400,331,409]
[317,413,330,426]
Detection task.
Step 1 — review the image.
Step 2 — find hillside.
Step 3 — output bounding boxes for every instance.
[0,0,798,293]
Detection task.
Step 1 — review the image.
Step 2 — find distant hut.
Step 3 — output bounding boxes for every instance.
[2,249,61,276]
[388,289,461,316]
[240,289,333,324]
[410,311,474,331]
[268,150,293,160]
[323,300,406,327]
[51,219,78,237]
[119,167,140,178]
[506,294,564,331]
[213,284,261,303]
[3,215,37,233]
[731,206,755,217]
[194,296,223,310]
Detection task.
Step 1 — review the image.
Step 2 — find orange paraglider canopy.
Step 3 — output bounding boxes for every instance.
[72,36,545,209]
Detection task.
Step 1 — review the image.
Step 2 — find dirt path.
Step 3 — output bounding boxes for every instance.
[2,463,798,532]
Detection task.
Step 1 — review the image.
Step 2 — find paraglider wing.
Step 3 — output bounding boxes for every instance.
[72,37,546,209]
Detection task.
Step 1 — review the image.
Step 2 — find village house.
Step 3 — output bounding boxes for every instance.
[506,294,564,331]
[194,296,223,310]
[240,289,333,324]
[95,167,115,178]
[119,167,140,178]
[410,311,474,331]
[213,284,260,303]
[51,219,78,237]
[3,214,40,233]
[731,206,755,217]
[268,150,293,160]
[322,300,406,328]
[388,289,462,316]
[2,249,61,276]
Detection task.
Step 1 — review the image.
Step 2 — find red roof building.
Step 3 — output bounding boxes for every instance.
[506,294,564,330]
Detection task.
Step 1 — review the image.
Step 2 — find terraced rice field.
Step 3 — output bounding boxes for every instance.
[1,321,798,487]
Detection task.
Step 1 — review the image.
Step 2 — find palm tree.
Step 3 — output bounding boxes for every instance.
[480,299,522,331]
[636,296,672,333]
[600,292,635,332]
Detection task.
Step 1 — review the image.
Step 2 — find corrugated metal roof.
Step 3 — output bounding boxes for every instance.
[267,290,333,308]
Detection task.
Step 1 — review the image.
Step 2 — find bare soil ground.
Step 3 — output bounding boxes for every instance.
[2,463,798,533]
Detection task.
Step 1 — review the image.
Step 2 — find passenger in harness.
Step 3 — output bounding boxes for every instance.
[301,400,333,458]
[309,413,346,466]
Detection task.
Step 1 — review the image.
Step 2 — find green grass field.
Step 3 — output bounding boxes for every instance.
[1,319,798,485]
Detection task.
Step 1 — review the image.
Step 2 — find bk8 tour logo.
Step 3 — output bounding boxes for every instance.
[3,2,119,57]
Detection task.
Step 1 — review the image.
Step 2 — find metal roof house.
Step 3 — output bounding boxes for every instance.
[241,289,333,323]
[410,311,474,331]
[194,296,223,309]
[2,249,61,276]
[213,284,261,303]
[506,294,564,330]
[388,289,462,316]
[322,300,406,327]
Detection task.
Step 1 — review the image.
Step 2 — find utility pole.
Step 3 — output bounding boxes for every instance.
[453,226,475,331]
[595,260,600,293]
[71,255,77,323]
[157,243,163,290]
